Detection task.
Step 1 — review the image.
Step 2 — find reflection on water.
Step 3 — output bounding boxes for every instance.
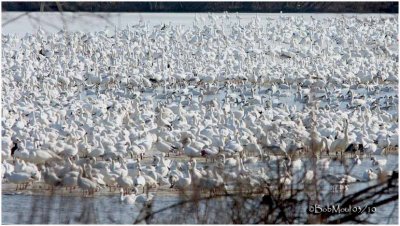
[2,188,398,224]
[2,195,137,224]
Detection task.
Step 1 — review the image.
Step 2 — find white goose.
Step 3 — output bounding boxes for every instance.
[42,166,62,191]
[154,137,177,157]
[184,137,201,159]
[4,171,36,190]
[363,168,378,181]
[2,160,15,179]
[119,188,137,205]
[353,155,362,165]
[199,169,224,196]
[88,136,105,158]
[134,169,146,192]
[62,171,79,193]
[170,162,192,190]
[131,187,154,205]
[62,136,79,157]
[371,156,387,167]
[117,170,134,194]
[127,143,144,160]
[189,159,203,185]
[200,146,219,162]
[218,153,238,168]
[153,155,169,177]
[330,119,349,156]
[29,148,61,165]
[102,167,119,192]
[224,133,244,154]
[77,166,98,196]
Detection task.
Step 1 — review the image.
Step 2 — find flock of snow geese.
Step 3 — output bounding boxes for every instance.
[1,13,398,205]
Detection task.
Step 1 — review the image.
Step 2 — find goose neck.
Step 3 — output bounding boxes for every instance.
[191,159,197,169]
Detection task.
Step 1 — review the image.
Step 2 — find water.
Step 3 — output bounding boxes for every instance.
[2,155,398,224]
[1,191,238,224]
[2,194,136,224]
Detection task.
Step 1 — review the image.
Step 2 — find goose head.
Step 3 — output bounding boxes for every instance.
[153,155,160,166]
[131,186,139,194]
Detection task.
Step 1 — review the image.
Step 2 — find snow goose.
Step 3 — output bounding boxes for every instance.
[2,160,15,178]
[42,166,62,191]
[153,155,169,177]
[195,133,212,148]
[199,169,224,196]
[29,148,61,165]
[88,136,105,158]
[310,126,329,156]
[155,113,173,131]
[349,93,366,107]
[170,162,192,190]
[189,159,203,185]
[330,119,349,156]
[77,166,98,196]
[4,171,36,190]
[218,153,238,168]
[159,153,172,167]
[103,168,119,192]
[2,134,13,159]
[120,188,136,205]
[224,135,243,155]
[62,171,79,193]
[183,137,201,159]
[324,174,360,192]
[370,156,387,167]
[131,187,154,206]
[62,137,79,158]
[134,169,146,193]
[117,170,134,195]
[11,142,29,162]
[154,137,177,157]
[353,155,362,165]
[127,143,144,160]
[363,169,378,181]
[142,167,158,188]
[142,165,158,183]
[169,160,185,179]
[201,146,219,162]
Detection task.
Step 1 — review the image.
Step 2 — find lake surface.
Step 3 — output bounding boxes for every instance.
[2,155,398,224]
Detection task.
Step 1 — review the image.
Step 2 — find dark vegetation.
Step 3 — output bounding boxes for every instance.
[2,2,398,13]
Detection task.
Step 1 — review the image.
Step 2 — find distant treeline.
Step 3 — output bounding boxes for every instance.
[2,2,399,13]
